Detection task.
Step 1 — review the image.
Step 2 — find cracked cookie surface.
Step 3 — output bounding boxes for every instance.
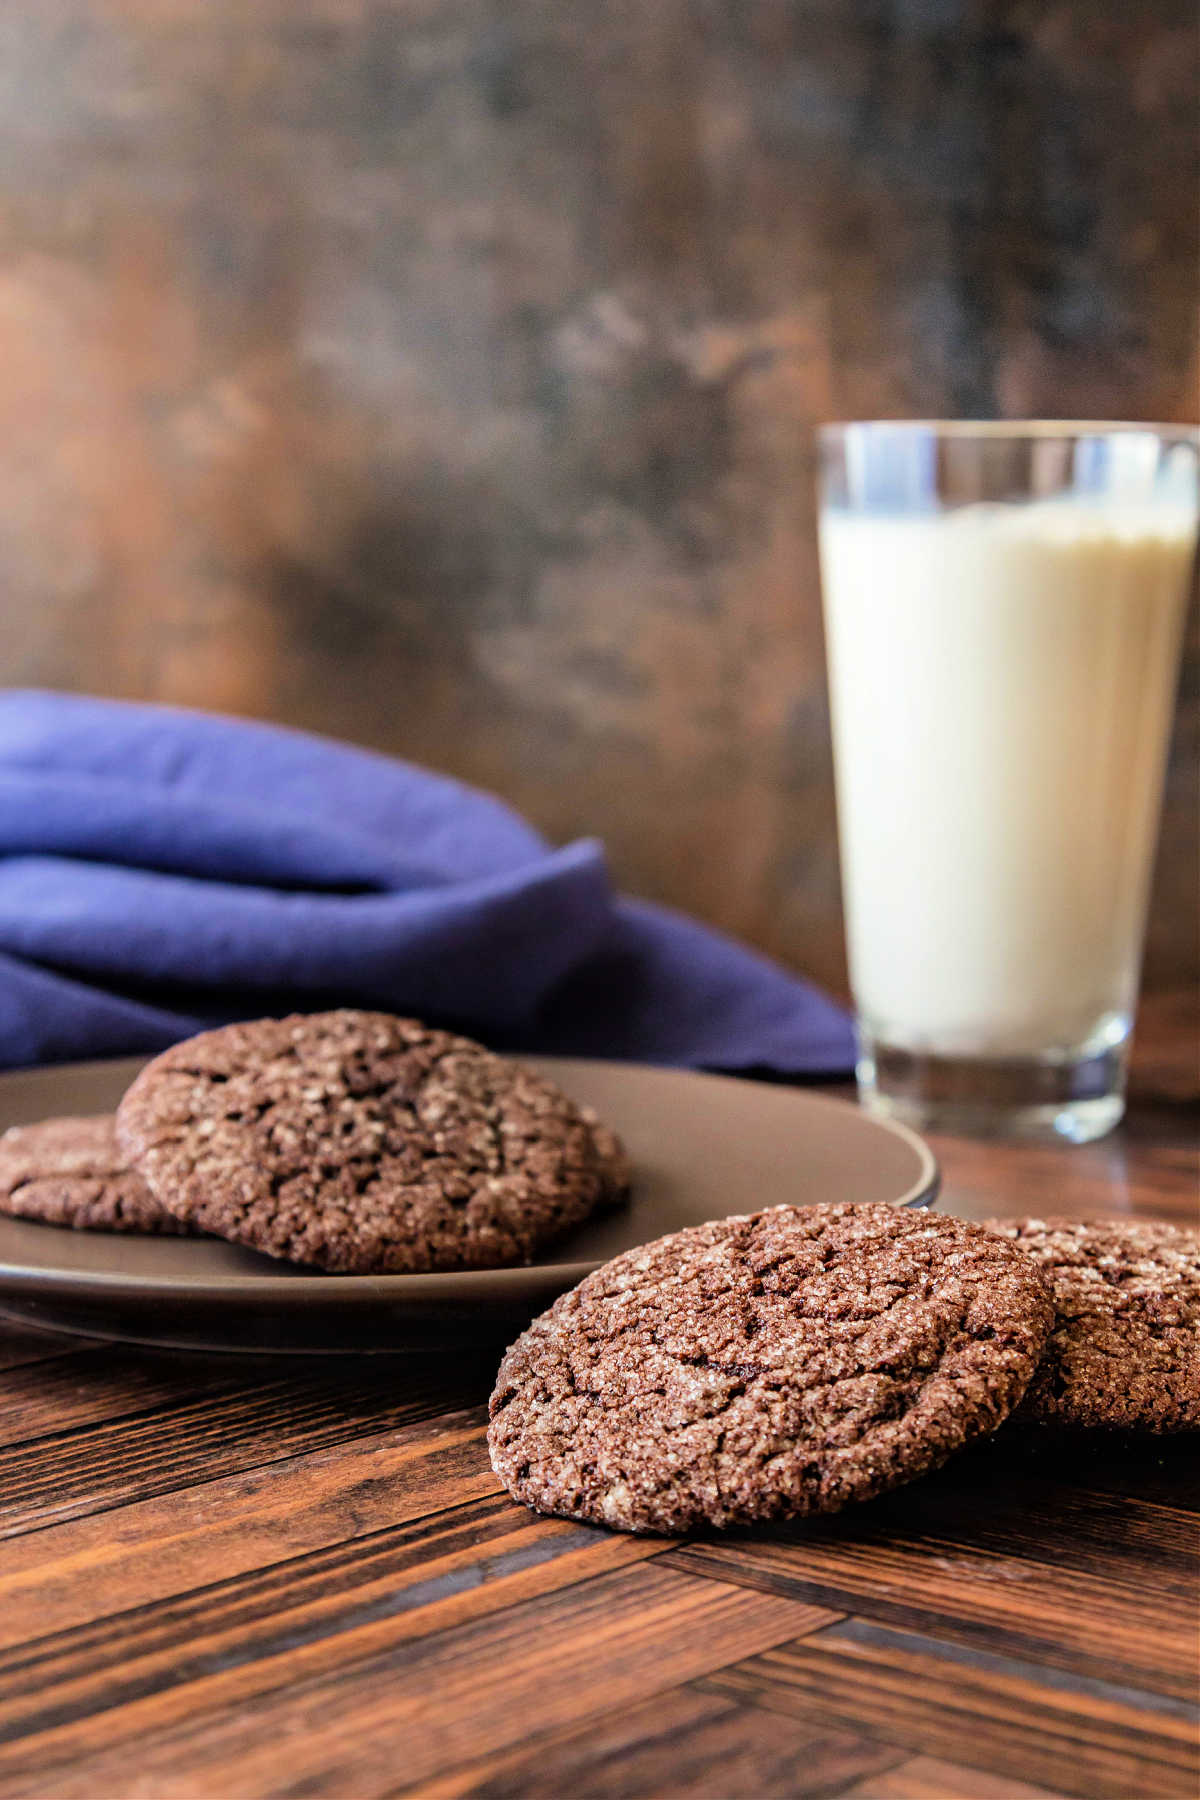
[0,1115,190,1235]
[115,1010,630,1273]
[488,1201,1053,1534]
[984,1217,1200,1432]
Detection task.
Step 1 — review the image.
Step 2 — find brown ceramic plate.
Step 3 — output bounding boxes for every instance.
[0,1055,937,1352]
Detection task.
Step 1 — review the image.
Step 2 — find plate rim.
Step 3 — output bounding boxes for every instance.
[0,1054,940,1304]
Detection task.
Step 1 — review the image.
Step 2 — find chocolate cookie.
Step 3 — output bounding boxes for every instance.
[488,1202,1054,1534]
[116,1010,630,1273]
[983,1217,1200,1432]
[0,1115,189,1235]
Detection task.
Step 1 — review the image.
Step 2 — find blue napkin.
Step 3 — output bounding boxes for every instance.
[0,691,854,1075]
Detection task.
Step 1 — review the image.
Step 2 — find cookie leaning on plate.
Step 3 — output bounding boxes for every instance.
[115,1010,630,1274]
[488,1201,1054,1534]
[0,1115,190,1235]
[983,1217,1200,1432]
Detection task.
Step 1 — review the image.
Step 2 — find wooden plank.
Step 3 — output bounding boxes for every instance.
[0,1567,835,1798]
[0,1356,490,1537]
[826,1439,1199,1580]
[0,1324,75,1374]
[703,1616,1200,1800]
[668,1537,1196,1703]
[837,1754,1073,1799]
[416,1682,905,1799]
[0,1412,497,1649]
[665,1439,1199,1700]
[934,1129,1200,1226]
[0,1346,494,1453]
[0,1492,667,1752]
[0,1349,247,1450]
[1034,1437,1200,1516]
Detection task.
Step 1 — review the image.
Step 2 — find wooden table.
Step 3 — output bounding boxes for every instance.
[0,993,1195,1800]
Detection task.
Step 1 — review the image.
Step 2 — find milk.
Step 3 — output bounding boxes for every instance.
[819,499,1196,1057]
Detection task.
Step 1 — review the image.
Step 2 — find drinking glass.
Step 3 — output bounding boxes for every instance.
[817,420,1199,1142]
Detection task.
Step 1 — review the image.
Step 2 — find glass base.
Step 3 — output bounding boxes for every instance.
[857,1019,1131,1144]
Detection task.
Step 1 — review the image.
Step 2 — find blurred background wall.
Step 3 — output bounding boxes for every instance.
[2,0,1197,997]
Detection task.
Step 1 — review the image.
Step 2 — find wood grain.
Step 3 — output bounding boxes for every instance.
[837,1757,1073,1799]
[414,1683,904,1799]
[933,1130,1200,1229]
[0,1325,74,1373]
[0,1496,668,1753]
[703,1617,1199,1800]
[0,1567,832,1797]
[664,1439,1199,1699]
[0,1355,490,1538]
[0,1001,1194,1798]
[0,1348,254,1450]
[0,1414,497,1649]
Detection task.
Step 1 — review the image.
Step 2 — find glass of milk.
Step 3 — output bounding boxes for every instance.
[817,420,1199,1143]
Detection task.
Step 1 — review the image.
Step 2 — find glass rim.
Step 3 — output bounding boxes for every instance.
[818,418,1200,444]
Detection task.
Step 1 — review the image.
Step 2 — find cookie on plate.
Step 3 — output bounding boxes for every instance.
[984,1217,1200,1432]
[488,1201,1054,1534]
[0,1115,190,1235]
[115,1010,630,1274]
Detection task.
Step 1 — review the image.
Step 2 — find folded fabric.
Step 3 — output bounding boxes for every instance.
[0,691,855,1075]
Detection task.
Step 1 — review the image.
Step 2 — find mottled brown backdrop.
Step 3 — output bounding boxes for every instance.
[3,0,1197,997]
